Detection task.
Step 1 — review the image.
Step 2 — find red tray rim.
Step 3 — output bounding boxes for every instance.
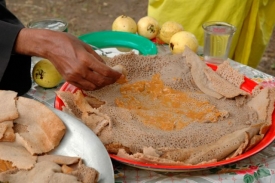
[54,64,275,170]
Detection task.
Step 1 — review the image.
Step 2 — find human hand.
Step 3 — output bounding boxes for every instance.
[14,28,122,91]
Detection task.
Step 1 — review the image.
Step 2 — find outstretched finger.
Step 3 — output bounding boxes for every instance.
[85,54,122,80]
[83,69,118,88]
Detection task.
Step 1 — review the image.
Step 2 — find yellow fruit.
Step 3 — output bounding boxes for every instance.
[112,15,137,33]
[137,16,159,39]
[159,21,184,44]
[32,59,63,88]
[169,31,199,54]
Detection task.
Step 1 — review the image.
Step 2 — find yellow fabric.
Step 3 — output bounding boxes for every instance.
[148,0,275,68]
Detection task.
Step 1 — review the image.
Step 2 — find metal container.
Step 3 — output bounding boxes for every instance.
[27,18,68,32]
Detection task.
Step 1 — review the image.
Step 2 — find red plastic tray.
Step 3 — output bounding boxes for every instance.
[54,64,275,172]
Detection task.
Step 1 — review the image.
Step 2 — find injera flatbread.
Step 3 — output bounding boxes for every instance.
[0,161,81,183]
[37,155,80,165]
[247,87,275,123]
[0,91,99,182]
[0,141,37,170]
[0,90,18,122]
[204,66,249,98]
[14,97,66,155]
[0,121,15,141]
[70,161,99,183]
[216,60,245,87]
[0,122,10,139]
[183,47,223,99]
[57,48,275,165]
[56,90,110,135]
[37,155,99,183]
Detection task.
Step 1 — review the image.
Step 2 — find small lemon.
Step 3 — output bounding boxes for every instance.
[112,15,137,33]
[32,59,63,88]
[159,21,184,44]
[169,31,199,54]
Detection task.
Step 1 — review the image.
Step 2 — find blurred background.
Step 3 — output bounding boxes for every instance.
[6,0,275,76]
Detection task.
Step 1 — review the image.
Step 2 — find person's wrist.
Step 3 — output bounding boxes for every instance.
[14,28,59,58]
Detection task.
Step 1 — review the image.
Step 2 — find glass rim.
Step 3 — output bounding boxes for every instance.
[202,21,236,32]
[27,18,68,32]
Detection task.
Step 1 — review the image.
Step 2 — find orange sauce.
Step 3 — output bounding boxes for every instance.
[116,75,128,84]
[115,74,225,131]
[0,159,14,172]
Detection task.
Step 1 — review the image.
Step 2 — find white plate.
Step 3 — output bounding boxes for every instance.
[49,108,114,183]
[92,46,139,58]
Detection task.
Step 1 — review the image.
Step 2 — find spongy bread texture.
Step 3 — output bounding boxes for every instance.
[83,53,262,147]
[58,48,274,165]
[216,60,245,87]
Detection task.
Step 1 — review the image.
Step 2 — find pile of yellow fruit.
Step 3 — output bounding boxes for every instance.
[111,15,199,54]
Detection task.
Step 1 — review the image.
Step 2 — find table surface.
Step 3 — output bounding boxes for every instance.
[25,45,275,183]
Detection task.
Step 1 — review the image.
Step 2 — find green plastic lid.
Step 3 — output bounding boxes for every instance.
[78,31,158,55]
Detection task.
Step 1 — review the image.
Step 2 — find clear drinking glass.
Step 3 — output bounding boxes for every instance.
[27,18,68,32]
[202,21,236,65]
